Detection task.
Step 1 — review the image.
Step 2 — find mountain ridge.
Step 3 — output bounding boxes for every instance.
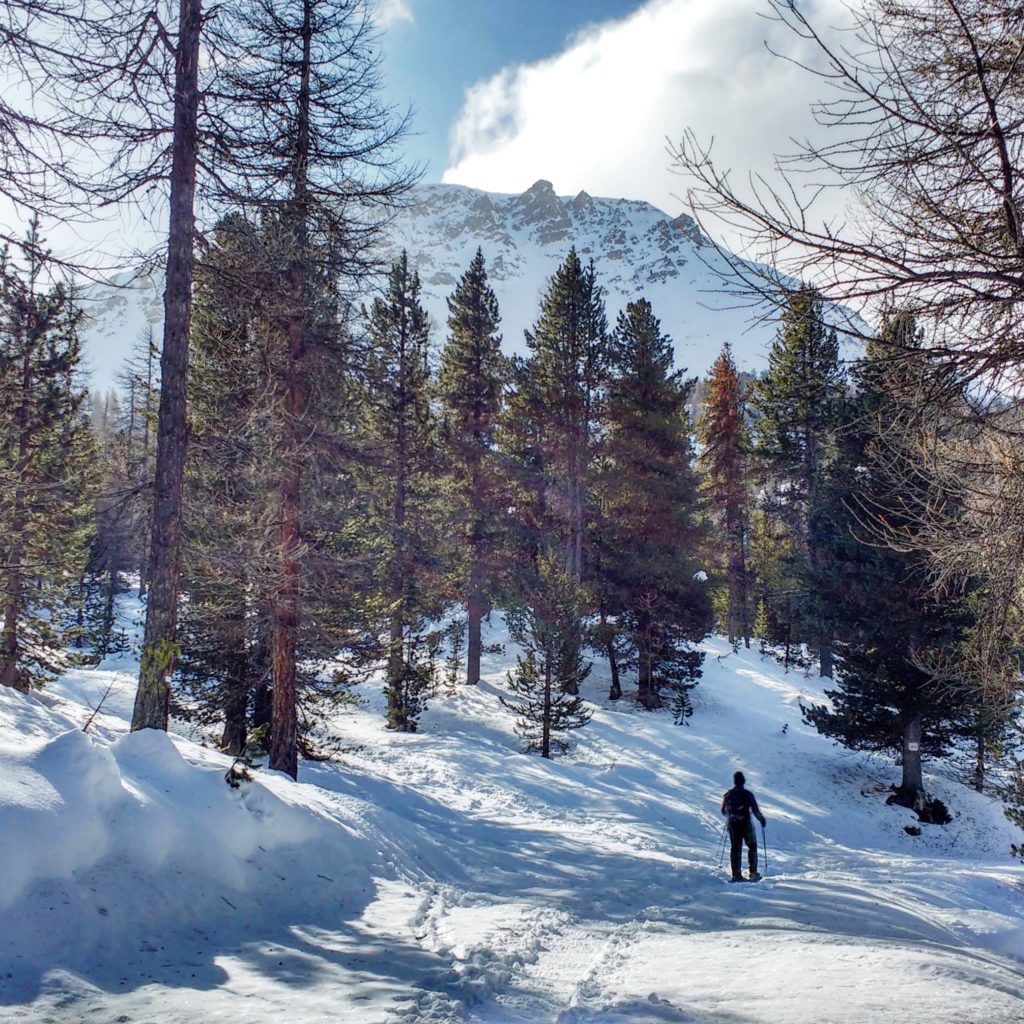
[81,179,782,390]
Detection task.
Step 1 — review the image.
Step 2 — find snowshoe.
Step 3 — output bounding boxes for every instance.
[748,871,762,882]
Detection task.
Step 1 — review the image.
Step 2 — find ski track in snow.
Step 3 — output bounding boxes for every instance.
[0,601,1022,1023]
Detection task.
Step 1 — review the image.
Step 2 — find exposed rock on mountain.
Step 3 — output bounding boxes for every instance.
[80,180,798,389]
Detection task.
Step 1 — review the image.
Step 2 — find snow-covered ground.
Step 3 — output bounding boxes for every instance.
[1,603,1022,1024]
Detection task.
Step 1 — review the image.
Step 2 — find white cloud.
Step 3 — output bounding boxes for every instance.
[443,0,858,242]
[375,0,414,30]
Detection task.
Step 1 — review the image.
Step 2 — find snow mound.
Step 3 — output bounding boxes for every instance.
[0,727,121,908]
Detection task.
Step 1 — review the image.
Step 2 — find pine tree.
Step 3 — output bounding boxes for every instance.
[365,253,446,732]
[0,224,95,689]
[750,285,846,676]
[698,342,752,647]
[523,248,608,586]
[803,317,966,809]
[596,299,711,710]
[176,216,275,756]
[501,554,591,757]
[76,425,134,660]
[116,330,159,596]
[438,248,507,686]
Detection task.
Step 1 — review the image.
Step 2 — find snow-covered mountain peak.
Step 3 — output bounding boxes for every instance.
[386,180,768,371]
[81,180,793,390]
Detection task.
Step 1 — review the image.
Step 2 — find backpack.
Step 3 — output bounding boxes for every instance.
[724,787,752,823]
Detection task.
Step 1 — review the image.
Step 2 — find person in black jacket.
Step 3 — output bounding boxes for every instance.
[721,770,766,881]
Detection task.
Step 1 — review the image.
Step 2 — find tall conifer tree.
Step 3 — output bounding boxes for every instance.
[0,226,94,689]
[523,248,607,586]
[597,299,711,710]
[501,553,591,757]
[804,317,965,808]
[365,253,445,731]
[750,286,845,676]
[439,249,506,686]
[698,342,752,647]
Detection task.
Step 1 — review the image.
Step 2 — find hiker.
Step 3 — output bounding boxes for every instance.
[721,770,766,882]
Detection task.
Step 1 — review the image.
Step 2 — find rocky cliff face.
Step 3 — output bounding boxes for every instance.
[81,180,784,390]
[384,179,775,374]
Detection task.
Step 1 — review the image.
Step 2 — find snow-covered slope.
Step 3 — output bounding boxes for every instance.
[1,601,1022,1023]
[80,181,794,392]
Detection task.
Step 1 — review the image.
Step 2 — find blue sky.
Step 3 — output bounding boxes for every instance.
[378,1,646,182]
[375,0,854,223]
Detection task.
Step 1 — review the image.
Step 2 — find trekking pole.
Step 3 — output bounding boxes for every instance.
[716,823,728,870]
[761,822,769,877]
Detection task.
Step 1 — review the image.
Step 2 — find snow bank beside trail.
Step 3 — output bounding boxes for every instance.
[0,686,345,916]
[109,729,323,888]
[0,727,122,908]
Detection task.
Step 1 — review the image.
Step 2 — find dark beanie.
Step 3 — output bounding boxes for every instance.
[733,771,745,786]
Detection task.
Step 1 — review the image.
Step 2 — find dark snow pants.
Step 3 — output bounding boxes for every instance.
[728,819,757,878]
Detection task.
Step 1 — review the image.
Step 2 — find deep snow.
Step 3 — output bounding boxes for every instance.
[1,602,1022,1024]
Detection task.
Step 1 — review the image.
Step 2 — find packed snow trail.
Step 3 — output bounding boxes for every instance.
[0,606,1022,1023]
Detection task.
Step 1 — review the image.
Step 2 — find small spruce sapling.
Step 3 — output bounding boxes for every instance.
[501,556,592,757]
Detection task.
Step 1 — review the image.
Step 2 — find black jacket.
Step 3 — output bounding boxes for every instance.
[721,785,765,826]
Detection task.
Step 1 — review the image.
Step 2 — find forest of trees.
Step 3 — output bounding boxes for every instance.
[0,0,1021,852]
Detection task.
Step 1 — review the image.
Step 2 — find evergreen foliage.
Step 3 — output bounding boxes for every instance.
[178,215,378,759]
[698,342,752,647]
[750,286,846,676]
[522,248,608,587]
[0,225,95,689]
[438,248,507,686]
[364,252,447,732]
[595,299,711,710]
[802,317,967,806]
[501,554,591,757]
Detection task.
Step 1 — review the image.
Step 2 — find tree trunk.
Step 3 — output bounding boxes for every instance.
[466,450,484,685]
[599,605,621,700]
[139,333,156,599]
[1,343,33,691]
[252,666,271,736]
[385,611,404,730]
[973,728,985,793]
[269,383,301,777]
[0,554,23,690]
[267,0,312,779]
[466,587,483,687]
[541,647,552,759]
[637,624,659,709]
[221,657,248,757]
[738,520,751,648]
[819,642,833,679]
[132,0,202,732]
[221,600,248,756]
[896,713,925,806]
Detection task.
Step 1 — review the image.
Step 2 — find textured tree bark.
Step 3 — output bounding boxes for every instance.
[0,552,24,690]
[541,649,552,759]
[268,276,305,778]
[599,605,621,701]
[220,601,249,757]
[268,0,312,780]
[132,0,202,732]
[1,336,34,691]
[386,612,406,731]
[897,713,925,805]
[466,446,484,685]
[466,586,484,687]
[636,613,660,709]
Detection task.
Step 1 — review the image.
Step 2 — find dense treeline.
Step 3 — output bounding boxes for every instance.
[0,0,1020,850]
